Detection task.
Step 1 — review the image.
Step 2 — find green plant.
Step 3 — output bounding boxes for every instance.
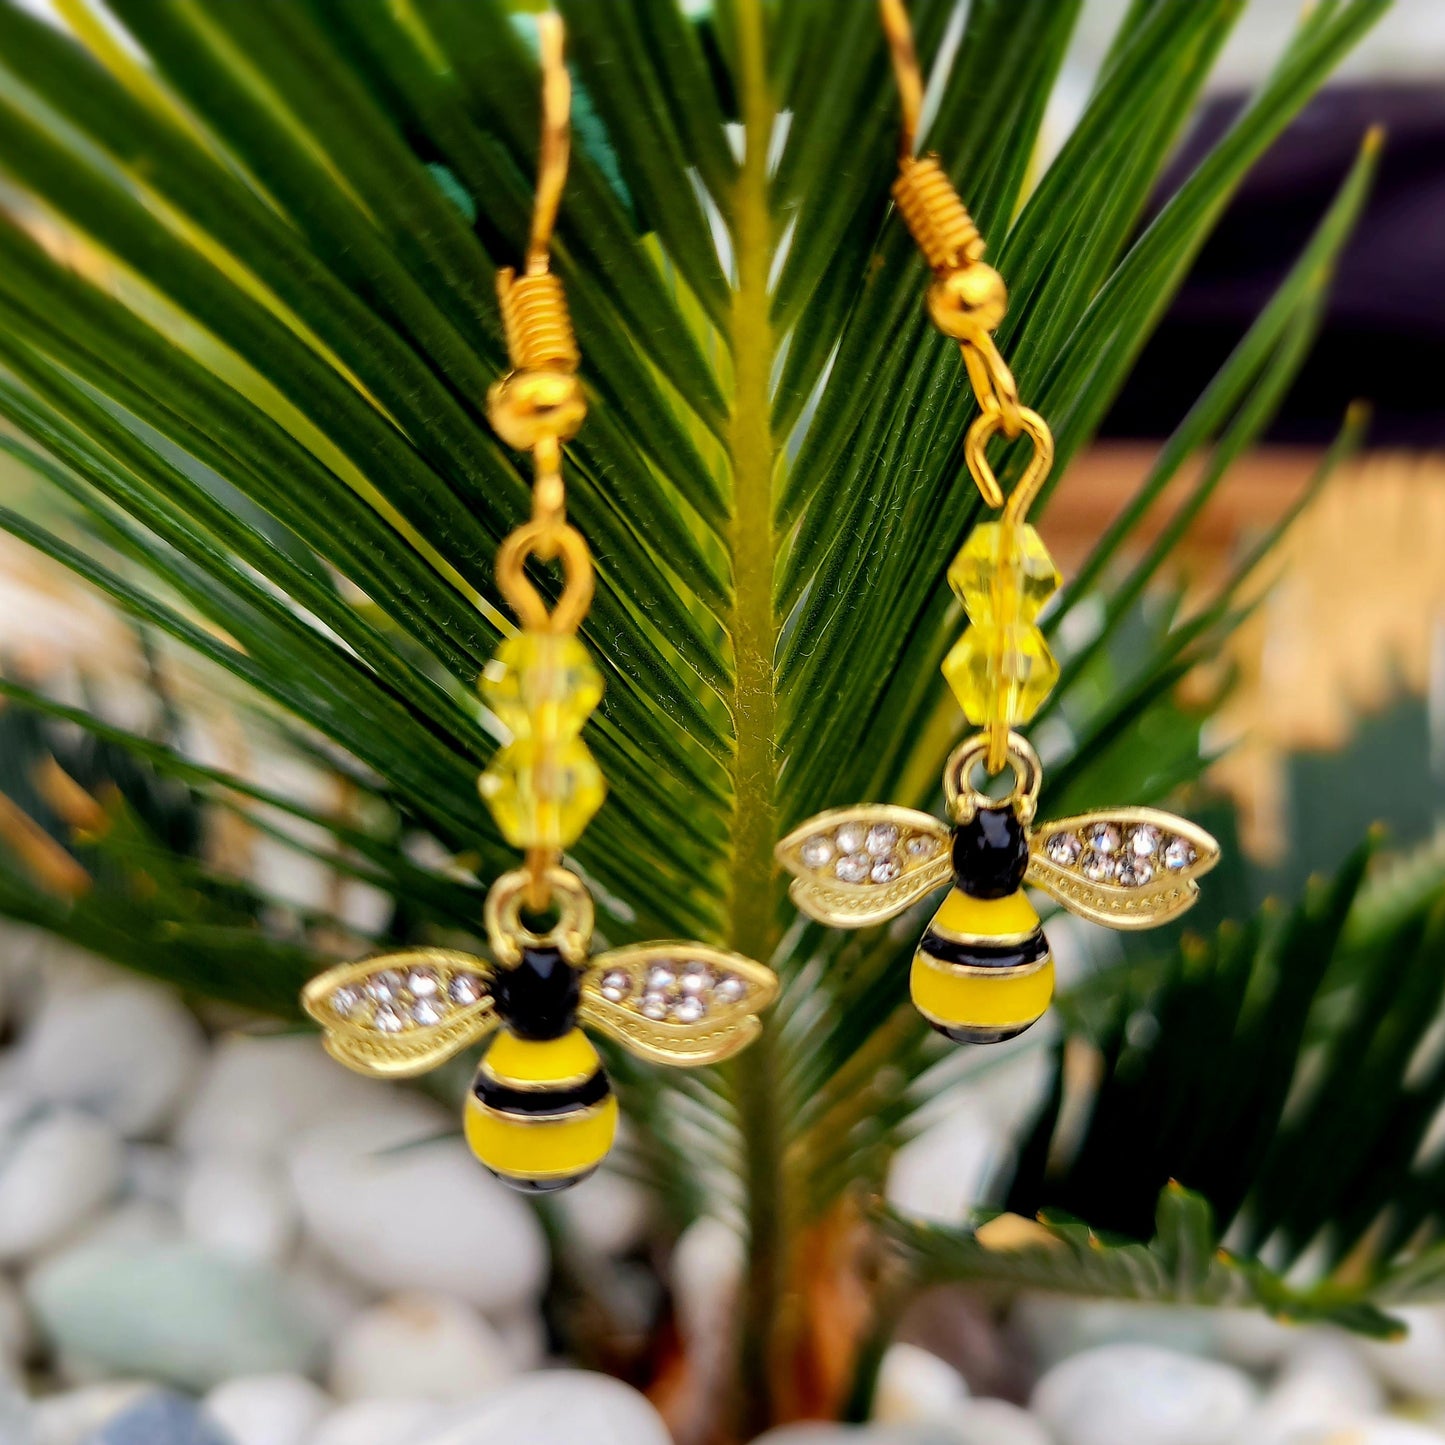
[0,0,1431,1434]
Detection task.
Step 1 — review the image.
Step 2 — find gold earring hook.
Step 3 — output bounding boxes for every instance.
[485,11,597,914]
[527,13,571,276]
[881,0,1032,517]
[878,0,923,160]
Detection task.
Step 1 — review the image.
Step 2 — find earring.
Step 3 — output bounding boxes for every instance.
[302,16,776,1194]
[776,0,1219,1046]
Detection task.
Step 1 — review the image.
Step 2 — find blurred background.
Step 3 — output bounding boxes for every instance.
[0,2,1441,1445]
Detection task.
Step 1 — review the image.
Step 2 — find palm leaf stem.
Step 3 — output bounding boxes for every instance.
[724,1,789,1427]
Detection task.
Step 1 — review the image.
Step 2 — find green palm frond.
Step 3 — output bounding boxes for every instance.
[884,1182,1406,1338]
[0,0,1404,1424]
[875,831,1445,1361]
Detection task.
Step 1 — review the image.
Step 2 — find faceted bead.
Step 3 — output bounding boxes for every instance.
[478,735,605,848]
[948,522,1060,625]
[480,631,602,743]
[942,622,1058,725]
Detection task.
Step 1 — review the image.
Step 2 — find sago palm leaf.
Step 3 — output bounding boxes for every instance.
[0,0,1401,1423]
[882,829,1445,1353]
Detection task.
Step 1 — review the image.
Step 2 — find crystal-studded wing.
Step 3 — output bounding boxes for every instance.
[775,805,953,928]
[1026,809,1220,930]
[579,944,779,1068]
[301,950,498,1077]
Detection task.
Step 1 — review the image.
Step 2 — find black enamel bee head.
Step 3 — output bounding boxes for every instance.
[490,945,582,1041]
[950,804,1029,900]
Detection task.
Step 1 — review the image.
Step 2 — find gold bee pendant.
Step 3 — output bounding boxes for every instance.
[304,868,776,1191]
[300,19,778,1190]
[778,733,1217,1044]
[776,0,1221,1046]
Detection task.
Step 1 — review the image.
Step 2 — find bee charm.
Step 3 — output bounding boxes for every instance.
[777,732,1218,1044]
[303,867,776,1192]
[301,27,780,1196]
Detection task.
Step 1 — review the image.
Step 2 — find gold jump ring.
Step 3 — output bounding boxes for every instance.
[963,405,1053,525]
[494,520,595,634]
[944,730,1041,825]
[485,865,594,966]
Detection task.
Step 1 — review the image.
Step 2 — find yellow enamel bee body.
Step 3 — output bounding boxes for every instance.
[303,869,776,1192]
[777,733,1218,1044]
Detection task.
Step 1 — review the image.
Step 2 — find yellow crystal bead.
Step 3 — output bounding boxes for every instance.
[480,631,602,743]
[478,736,606,849]
[477,631,606,847]
[942,623,1058,725]
[947,522,1060,625]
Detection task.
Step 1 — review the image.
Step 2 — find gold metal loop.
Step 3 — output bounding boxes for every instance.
[961,335,1022,440]
[879,0,923,159]
[963,405,1054,526]
[944,731,1041,825]
[486,864,594,966]
[495,519,595,635]
[531,439,565,528]
[527,13,571,276]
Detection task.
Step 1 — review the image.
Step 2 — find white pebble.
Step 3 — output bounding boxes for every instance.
[32,942,120,1007]
[289,1116,545,1315]
[180,1156,297,1265]
[70,1199,179,1254]
[25,1240,327,1391]
[30,1381,156,1445]
[1011,1296,1221,1370]
[329,1293,513,1403]
[671,1216,743,1353]
[885,1111,1004,1226]
[409,1371,670,1445]
[1031,1343,1257,1445]
[311,1398,447,1445]
[285,1244,377,1346]
[945,1049,1057,1139]
[749,1428,853,1444]
[124,1144,185,1207]
[489,1306,546,1372]
[202,1373,331,1445]
[247,835,332,915]
[872,1342,969,1423]
[1362,1306,1445,1401]
[0,1375,32,1445]
[0,1109,123,1262]
[947,1398,1054,1445]
[14,983,204,1138]
[1241,1333,1383,1443]
[176,1034,437,1163]
[554,1169,651,1256]
[1211,1308,1302,1368]
[1254,1424,1445,1445]
[0,922,51,1029]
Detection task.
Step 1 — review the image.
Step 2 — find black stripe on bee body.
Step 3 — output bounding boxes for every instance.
[472,1068,611,1119]
[507,1170,600,1195]
[919,929,1050,972]
[935,1022,1038,1045]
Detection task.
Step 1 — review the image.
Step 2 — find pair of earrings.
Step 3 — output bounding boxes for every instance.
[304,3,1219,1192]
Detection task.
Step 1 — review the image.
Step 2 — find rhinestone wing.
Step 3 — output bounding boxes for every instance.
[1026,809,1220,930]
[301,949,499,1077]
[775,805,953,928]
[579,943,779,1067]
